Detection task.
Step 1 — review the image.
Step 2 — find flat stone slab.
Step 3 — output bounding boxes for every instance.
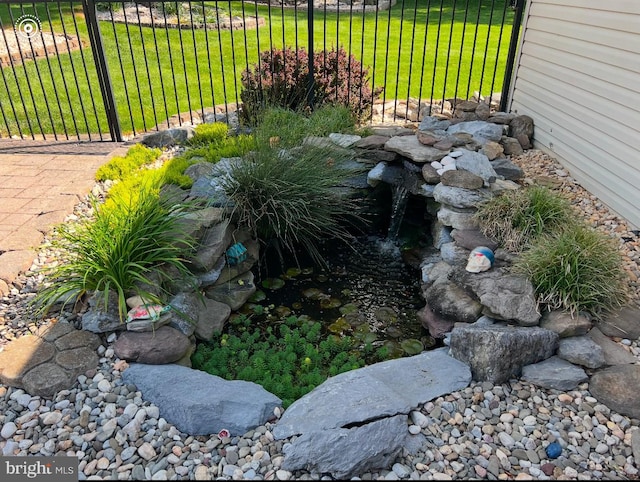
[521,356,588,391]
[273,348,471,439]
[384,136,448,163]
[0,321,101,398]
[121,363,282,436]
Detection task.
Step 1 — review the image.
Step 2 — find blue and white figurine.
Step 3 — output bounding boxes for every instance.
[465,246,495,273]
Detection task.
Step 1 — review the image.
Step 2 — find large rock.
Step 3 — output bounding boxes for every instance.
[451,149,498,184]
[521,356,588,391]
[384,136,448,163]
[451,228,499,252]
[190,220,234,272]
[437,205,479,230]
[539,310,592,338]
[509,115,534,148]
[142,126,194,148]
[417,304,455,339]
[490,158,524,180]
[424,278,483,324]
[449,324,558,384]
[433,184,492,209]
[204,271,256,311]
[113,326,191,364]
[590,365,640,419]
[587,327,637,366]
[597,305,640,340]
[167,292,202,337]
[282,414,409,479]
[440,169,484,190]
[194,299,231,341]
[274,348,471,439]
[81,291,125,333]
[452,267,541,326]
[446,121,503,144]
[121,363,281,435]
[557,336,606,369]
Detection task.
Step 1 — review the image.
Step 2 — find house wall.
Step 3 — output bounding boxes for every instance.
[508,0,640,229]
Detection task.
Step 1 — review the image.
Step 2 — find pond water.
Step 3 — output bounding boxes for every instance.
[240,233,442,358]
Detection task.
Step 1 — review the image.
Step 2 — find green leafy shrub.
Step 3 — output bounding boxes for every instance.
[187,122,230,147]
[220,144,366,266]
[513,223,629,318]
[475,186,575,253]
[191,315,382,407]
[95,144,161,182]
[33,182,196,320]
[240,46,381,126]
[160,156,194,189]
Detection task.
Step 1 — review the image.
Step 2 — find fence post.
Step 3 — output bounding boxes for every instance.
[500,0,526,112]
[306,0,314,110]
[82,0,122,141]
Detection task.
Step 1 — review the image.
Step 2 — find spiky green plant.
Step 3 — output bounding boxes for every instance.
[513,223,629,319]
[219,144,366,266]
[33,182,197,320]
[475,185,575,253]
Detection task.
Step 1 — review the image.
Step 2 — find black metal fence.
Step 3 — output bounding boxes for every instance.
[0,0,525,141]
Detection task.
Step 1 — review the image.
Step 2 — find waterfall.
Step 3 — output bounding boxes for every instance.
[387,184,410,242]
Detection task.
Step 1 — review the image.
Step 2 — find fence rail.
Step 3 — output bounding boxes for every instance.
[0,0,525,141]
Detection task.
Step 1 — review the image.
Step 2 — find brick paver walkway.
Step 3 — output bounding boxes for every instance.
[0,140,127,296]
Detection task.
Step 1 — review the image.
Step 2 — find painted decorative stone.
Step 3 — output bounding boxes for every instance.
[226,242,248,266]
[465,246,495,273]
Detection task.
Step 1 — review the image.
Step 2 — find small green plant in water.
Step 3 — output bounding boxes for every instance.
[191,315,386,407]
[513,223,629,319]
[33,182,197,320]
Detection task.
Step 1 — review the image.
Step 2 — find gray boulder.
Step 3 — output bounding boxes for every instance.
[451,228,499,252]
[190,220,233,272]
[490,158,525,180]
[452,149,498,184]
[440,169,484,190]
[452,268,541,326]
[557,336,606,369]
[167,292,202,337]
[437,205,479,230]
[439,242,471,266]
[205,271,256,311]
[446,121,503,143]
[424,278,483,324]
[274,348,471,439]
[121,363,281,435]
[501,136,524,156]
[81,291,125,333]
[113,326,191,364]
[509,115,534,148]
[194,298,231,341]
[433,184,492,209]
[521,356,588,391]
[587,327,637,366]
[384,136,448,163]
[449,324,558,384]
[282,415,409,479]
[589,365,640,419]
[419,116,451,131]
[142,127,194,148]
[539,310,592,338]
[597,305,640,340]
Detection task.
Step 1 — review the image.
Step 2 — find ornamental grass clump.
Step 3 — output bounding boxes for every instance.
[33,182,196,320]
[475,185,575,253]
[513,223,629,319]
[220,144,366,266]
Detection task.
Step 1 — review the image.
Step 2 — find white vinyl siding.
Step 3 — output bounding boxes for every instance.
[509,0,640,229]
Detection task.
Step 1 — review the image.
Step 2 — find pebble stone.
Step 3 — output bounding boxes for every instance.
[1,149,640,480]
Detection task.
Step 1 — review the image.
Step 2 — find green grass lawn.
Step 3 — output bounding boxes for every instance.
[0,1,515,138]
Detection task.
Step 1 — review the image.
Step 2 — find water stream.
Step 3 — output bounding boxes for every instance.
[386,184,410,243]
